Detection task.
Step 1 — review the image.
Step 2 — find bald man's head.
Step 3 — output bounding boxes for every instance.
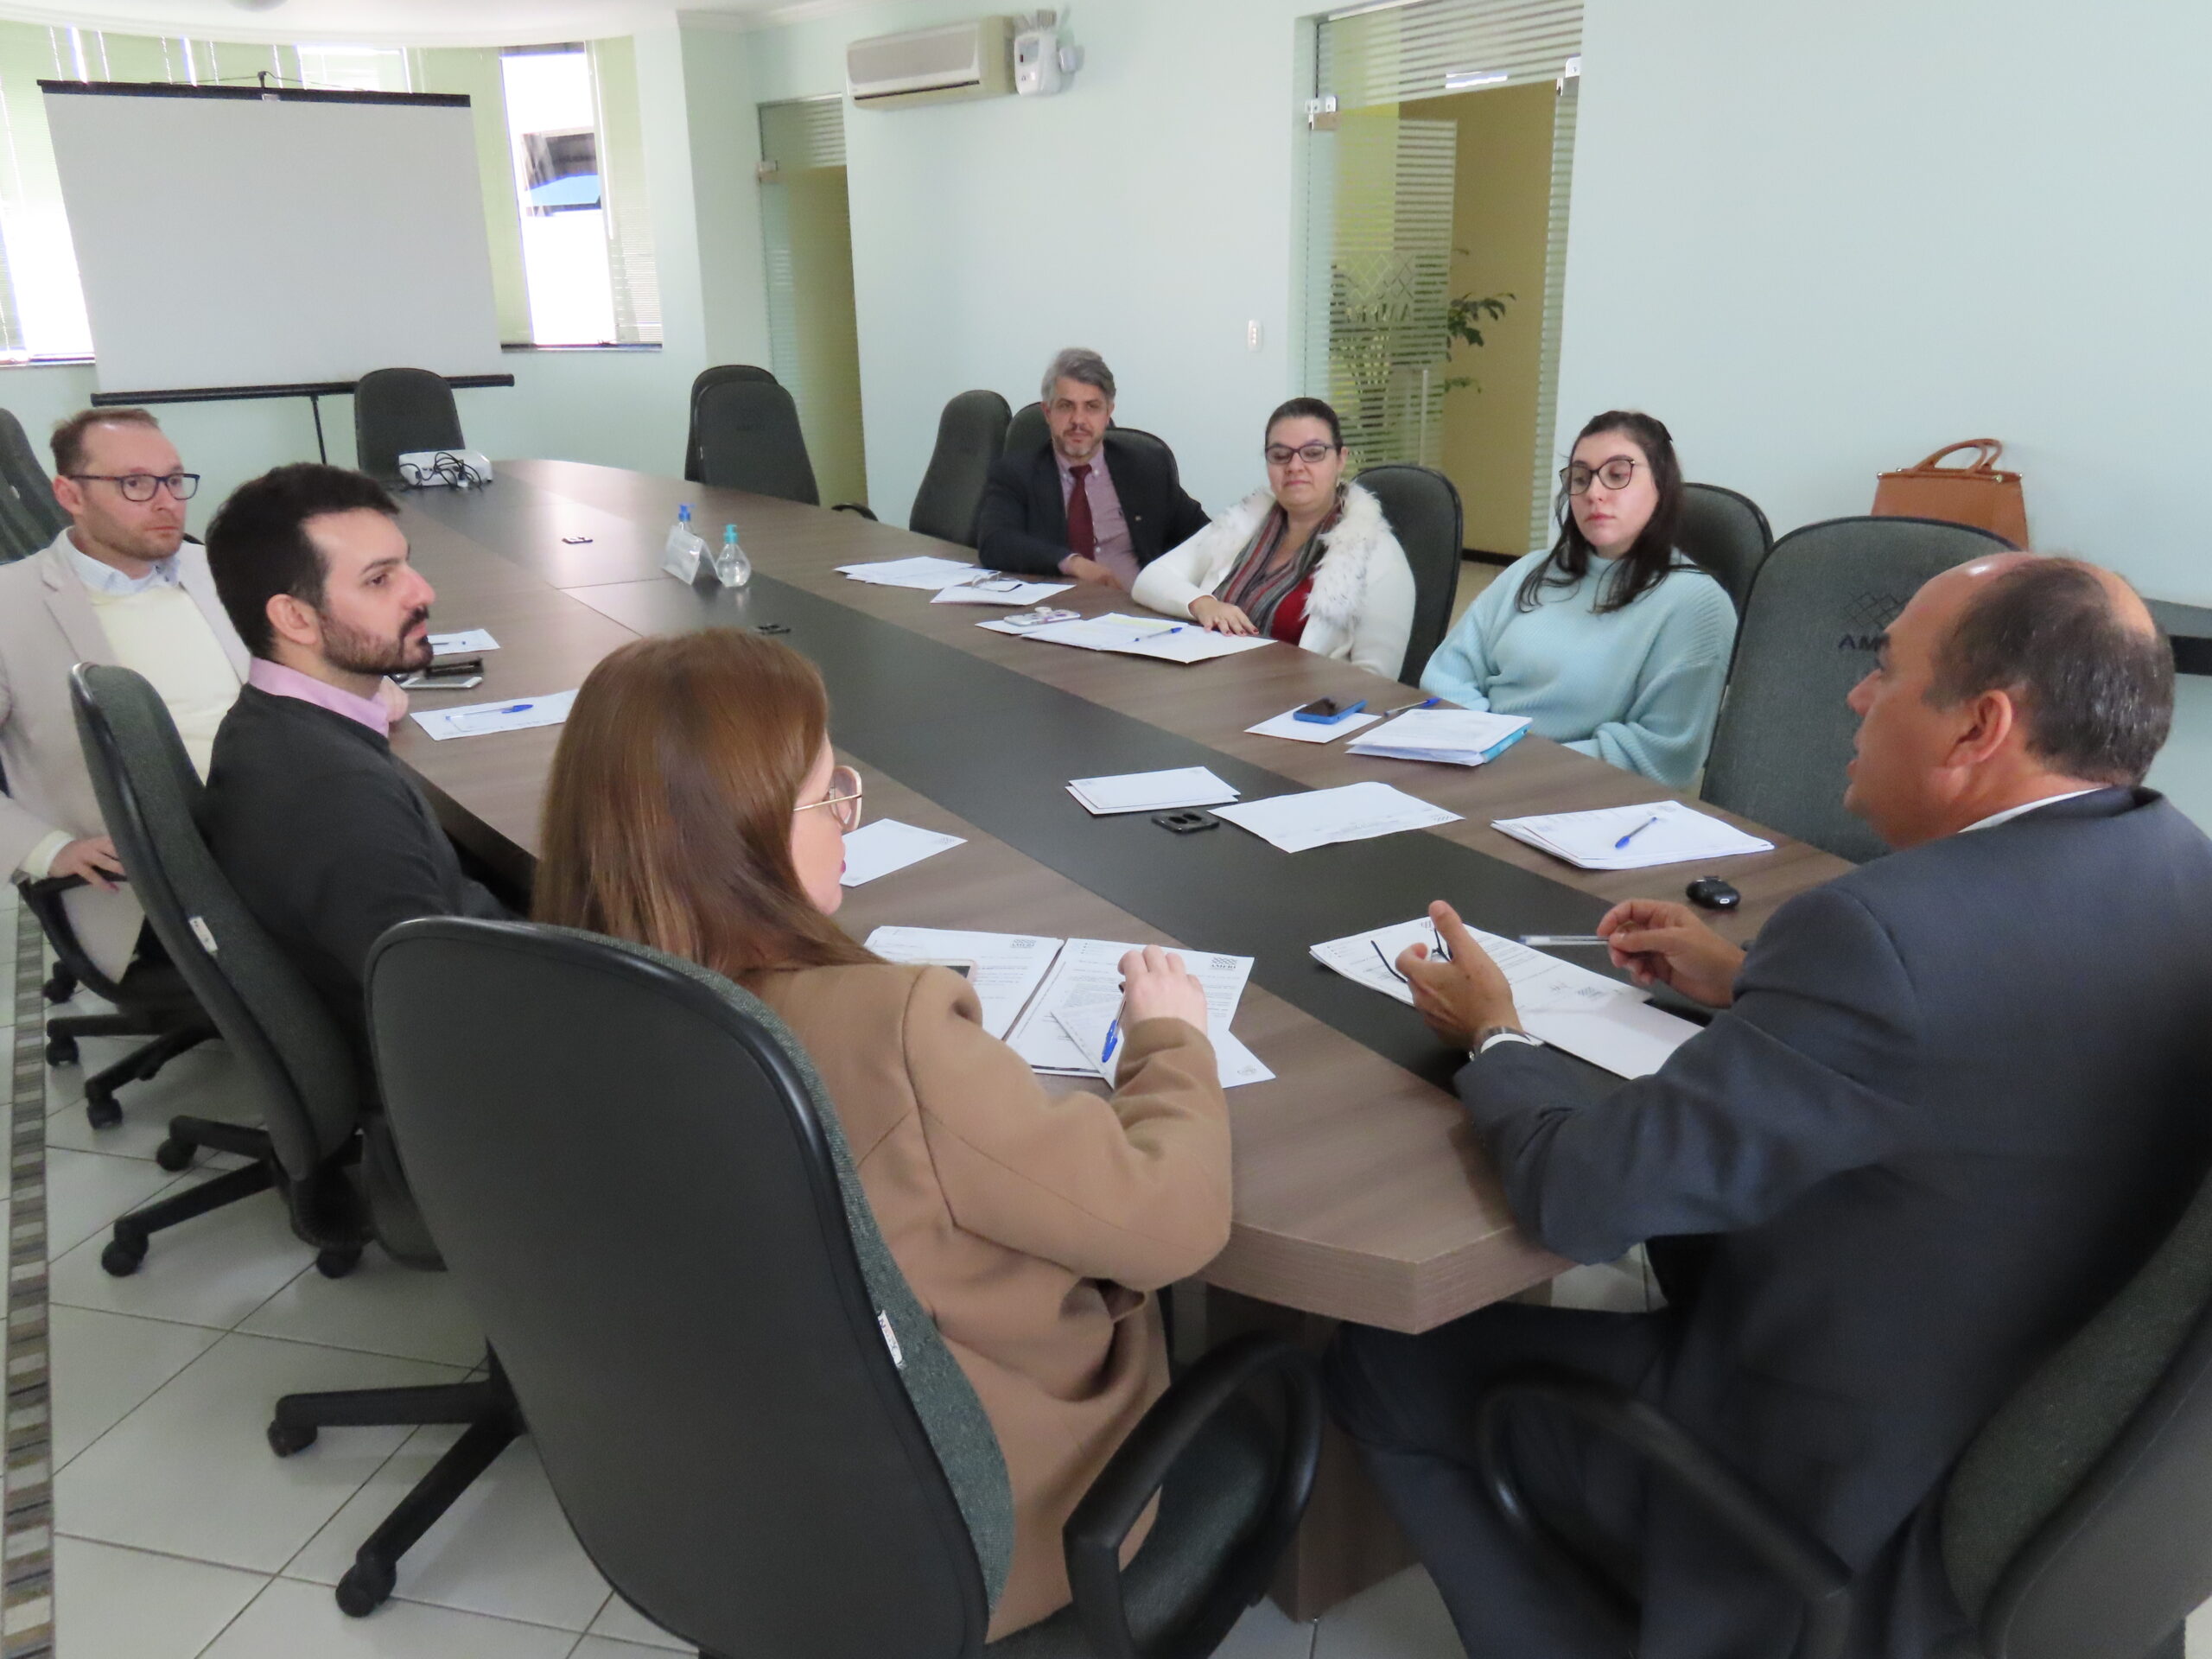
[1927,556,2171,785]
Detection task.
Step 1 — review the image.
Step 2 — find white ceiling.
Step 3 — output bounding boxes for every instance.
[0,0,849,48]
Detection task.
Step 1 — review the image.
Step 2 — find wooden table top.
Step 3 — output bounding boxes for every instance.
[391,460,1853,1332]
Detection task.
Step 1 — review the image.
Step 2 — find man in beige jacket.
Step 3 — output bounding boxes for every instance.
[0,408,249,979]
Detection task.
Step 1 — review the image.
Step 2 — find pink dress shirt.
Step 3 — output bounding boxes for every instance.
[1055,446,1138,588]
[247,658,391,738]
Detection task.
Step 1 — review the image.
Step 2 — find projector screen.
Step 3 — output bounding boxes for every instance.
[41,82,505,395]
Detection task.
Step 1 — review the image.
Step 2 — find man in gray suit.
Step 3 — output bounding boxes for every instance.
[0,409,248,979]
[1330,556,2211,1658]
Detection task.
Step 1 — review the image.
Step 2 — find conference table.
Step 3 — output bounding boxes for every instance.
[391,460,1853,1614]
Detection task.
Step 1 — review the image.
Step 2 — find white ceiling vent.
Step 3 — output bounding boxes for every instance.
[848,18,1014,110]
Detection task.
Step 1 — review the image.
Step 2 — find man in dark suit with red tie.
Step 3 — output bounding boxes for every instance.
[975,347,1211,588]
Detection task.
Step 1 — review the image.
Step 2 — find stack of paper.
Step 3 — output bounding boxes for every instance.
[1212,781,1461,853]
[979,613,1274,664]
[836,556,984,589]
[411,689,578,741]
[930,577,1073,607]
[1346,709,1531,767]
[1492,799,1774,871]
[426,629,499,655]
[837,820,965,887]
[1245,705,1384,745]
[1067,767,1240,815]
[863,927,1062,1038]
[1007,937,1266,1084]
[1310,917,1700,1079]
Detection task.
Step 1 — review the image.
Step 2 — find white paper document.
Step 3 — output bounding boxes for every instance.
[836,556,983,589]
[862,926,1064,1039]
[1346,709,1532,767]
[426,629,499,655]
[1051,1002,1276,1089]
[410,689,577,741]
[1310,917,1700,1079]
[988,612,1275,664]
[1492,798,1775,871]
[1007,938,1255,1076]
[929,578,1074,607]
[1067,767,1240,815]
[1212,781,1461,854]
[1245,706,1385,745]
[837,819,965,887]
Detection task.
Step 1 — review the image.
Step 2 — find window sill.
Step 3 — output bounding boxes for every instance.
[499,341,662,353]
[0,355,94,370]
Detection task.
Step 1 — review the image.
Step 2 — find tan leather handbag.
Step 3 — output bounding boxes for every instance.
[1872,439,2028,547]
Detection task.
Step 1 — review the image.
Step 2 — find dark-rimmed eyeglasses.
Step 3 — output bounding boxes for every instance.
[794,765,864,833]
[1265,442,1339,467]
[67,472,200,502]
[1560,458,1638,495]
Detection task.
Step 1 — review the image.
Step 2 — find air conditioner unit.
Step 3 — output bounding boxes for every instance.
[848,17,1014,109]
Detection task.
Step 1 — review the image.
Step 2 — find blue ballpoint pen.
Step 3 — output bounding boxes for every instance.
[498,702,534,715]
[1613,814,1661,849]
[1100,1018,1121,1065]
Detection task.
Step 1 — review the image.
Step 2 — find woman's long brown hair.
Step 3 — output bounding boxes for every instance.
[534,629,876,979]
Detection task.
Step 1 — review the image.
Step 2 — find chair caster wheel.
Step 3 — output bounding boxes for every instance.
[45,1034,77,1067]
[315,1246,362,1280]
[336,1558,396,1618]
[100,1231,147,1276]
[84,1088,121,1130]
[155,1136,195,1172]
[267,1420,318,1458]
[41,976,72,1005]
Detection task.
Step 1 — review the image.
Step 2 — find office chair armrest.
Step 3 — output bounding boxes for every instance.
[1063,1332,1322,1659]
[16,873,88,901]
[1474,1365,1853,1659]
[830,502,877,521]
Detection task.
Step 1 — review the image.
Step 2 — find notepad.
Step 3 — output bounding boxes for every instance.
[1051,1002,1275,1089]
[862,927,1064,1038]
[410,689,577,741]
[1211,781,1461,854]
[1245,705,1384,744]
[426,629,499,655]
[837,819,965,887]
[929,578,1073,607]
[1492,799,1774,871]
[1310,917,1700,1079]
[1066,767,1240,815]
[1007,938,1254,1076]
[1345,709,1531,767]
[836,556,983,589]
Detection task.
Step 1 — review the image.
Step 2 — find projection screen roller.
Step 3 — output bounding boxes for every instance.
[42,83,504,395]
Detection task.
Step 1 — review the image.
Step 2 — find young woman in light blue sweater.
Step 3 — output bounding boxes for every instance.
[1421,410,1735,787]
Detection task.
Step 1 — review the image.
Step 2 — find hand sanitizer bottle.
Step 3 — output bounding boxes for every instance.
[661,503,707,583]
[715,522,753,589]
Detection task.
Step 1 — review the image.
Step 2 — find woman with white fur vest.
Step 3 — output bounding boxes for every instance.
[1131,398,1416,678]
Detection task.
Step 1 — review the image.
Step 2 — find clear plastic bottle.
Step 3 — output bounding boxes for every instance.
[715,522,753,589]
[660,503,708,583]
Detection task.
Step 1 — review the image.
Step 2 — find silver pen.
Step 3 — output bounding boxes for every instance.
[1518,934,1610,948]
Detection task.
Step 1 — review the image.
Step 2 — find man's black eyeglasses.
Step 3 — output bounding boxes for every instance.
[66,473,200,502]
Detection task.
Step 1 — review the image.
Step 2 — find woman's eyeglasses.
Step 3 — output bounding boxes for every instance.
[1560,458,1639,495]
[794,765,865,833]
[65,471,200,503]
[1265,442,1339,467]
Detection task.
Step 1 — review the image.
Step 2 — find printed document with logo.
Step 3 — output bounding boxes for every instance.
[1310,916,1699,1079]
[1345,709,1532,767]
[1007,938,1255,1076]
[1051,1001,1275,1089]
[1212,781,1461,853]
[862,927,1063,1038]
[410,689,577,741]
[1492,798,1774,871]
[836,556,983,589]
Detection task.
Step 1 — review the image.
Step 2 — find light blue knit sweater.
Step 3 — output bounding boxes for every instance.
[1420,551,1737,786]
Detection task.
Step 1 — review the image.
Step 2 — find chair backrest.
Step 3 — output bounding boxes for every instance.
[0,406,67,557]
[1678,482,1774,618]
[909,390,1011,547]
[1003,399,1049,457]
[694,378,821,506]
[366,918,1014,1659]
[1356,463,1465,686]
[1700,515,2009,863]
[1943,1160,2212,1659]
[683,365,779,484]
[68,664,362,1178]
[353,368,465,483]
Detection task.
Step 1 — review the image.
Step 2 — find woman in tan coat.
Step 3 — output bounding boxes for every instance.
[532,629,1232,1639]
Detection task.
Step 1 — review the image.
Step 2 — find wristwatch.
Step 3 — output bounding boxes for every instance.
[1471,1026,1541,1061]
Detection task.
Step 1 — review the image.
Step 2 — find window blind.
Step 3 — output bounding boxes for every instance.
[1323,0,1582,104]
[1526,71,1578,552]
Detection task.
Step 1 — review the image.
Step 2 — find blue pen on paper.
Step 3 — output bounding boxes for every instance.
[1386,696,1444,715]
[1613,814,1662,849]
[1100,1018,1121,1065]
[498,703,535,715]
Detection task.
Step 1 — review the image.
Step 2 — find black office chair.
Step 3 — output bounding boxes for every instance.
[17,870,213,1130]
[683,365,778,484]
[1700,516,2011,863]
[1357,463,1465,686]
[0,407,66,561]
[68,664,371,1276]
[911,391,1013,546]
[1476,1150,2212,1659]
[1005,400,1051,457]
[352,915,1323,1652]
[693,377,822,506]
[353,369,465,485]
[1677,482,1774,620]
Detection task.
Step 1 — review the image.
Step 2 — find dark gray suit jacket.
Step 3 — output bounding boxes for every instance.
[974,430,1209,579]
[1461,787,2212,1656]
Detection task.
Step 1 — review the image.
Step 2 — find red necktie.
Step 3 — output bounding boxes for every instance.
[1066,464,1096,561]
